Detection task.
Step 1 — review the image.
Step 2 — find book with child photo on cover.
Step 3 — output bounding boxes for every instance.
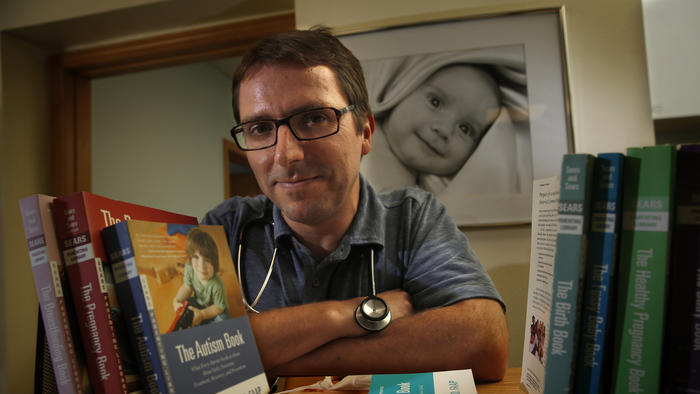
[102,220,268,394]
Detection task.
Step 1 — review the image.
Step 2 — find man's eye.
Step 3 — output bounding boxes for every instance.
[247,122,274,136]
[302,111,331,126]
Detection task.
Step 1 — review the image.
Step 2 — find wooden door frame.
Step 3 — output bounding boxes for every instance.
[50,12,295,196]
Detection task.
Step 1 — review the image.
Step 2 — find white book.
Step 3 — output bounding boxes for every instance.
[520,175,561,393]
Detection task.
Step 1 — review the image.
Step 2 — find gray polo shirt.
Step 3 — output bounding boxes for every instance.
[201,175,503,312]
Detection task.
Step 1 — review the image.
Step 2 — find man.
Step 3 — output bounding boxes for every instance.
[202,27,508,381]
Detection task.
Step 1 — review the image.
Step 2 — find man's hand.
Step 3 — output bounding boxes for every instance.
[374,289,414,321]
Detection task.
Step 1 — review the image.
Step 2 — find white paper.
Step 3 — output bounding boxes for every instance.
[275,375,372,393]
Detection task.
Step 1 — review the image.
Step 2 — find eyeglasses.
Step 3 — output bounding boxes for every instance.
[230,105,355,151]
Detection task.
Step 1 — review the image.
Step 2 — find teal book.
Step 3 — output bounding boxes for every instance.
[662,144,700,393]
[574,153,624,394]
[543,153,595,393]
[369,369,476,394]
[612,145,676,393]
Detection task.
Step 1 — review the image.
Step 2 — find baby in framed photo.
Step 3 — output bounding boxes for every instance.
[360,45,533,223]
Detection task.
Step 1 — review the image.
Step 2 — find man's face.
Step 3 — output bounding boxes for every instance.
[383,65,501,176]
[239,64,373,227]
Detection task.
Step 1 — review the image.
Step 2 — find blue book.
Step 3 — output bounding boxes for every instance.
[102,220,268,394]
[102,221,174,393]
[544,153,595,393]
[573,153,624,394]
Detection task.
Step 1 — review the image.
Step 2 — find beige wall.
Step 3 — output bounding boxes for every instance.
[92,63,234,219]
[0,33,52,394]
[297,0,654,367]
[0,35,4,394]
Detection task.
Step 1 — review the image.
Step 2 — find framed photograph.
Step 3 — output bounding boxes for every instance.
[339,9,571,226]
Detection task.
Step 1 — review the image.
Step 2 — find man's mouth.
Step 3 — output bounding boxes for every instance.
[274,175,318,188]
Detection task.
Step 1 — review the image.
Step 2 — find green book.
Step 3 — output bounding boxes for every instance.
[612,145,677,393]
[544,153,595,393]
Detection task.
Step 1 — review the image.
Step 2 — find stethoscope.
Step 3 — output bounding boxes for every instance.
[236,226,391,331]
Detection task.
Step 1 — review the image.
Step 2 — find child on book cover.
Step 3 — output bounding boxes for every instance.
[171,227,229,328]
[360,45,532,198]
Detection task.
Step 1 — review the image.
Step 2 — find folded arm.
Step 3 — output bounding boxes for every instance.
[252,295,508,382]
[249,289,414,371]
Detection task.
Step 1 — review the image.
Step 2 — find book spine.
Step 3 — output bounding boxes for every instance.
[574,153,624,394]
[612,145,677,393]
[663,144,700,392]
[102,222,169,394]
[544,153,595,393]
[140,274,175,394]
[20,195,81,394]
[52,194,128,394]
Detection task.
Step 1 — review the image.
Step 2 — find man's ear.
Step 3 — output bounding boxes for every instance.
[361,113,375,156]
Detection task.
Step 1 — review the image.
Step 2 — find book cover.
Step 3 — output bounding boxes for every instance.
[574,153,624,394]
[520,175,561,394]
[369,369,476,394]
[663,144,700,393]
[20,194,90,393]
[103,220,268,394]
[543,153,595,394]
[612,145,677,393]
[51,192,199,394]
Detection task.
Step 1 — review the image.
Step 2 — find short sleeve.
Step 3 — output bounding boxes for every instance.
[402,193,504,311]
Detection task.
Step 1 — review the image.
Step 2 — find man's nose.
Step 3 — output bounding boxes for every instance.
[274,124,304,165]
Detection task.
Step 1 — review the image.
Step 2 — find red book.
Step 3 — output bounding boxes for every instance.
[51,192,197,394]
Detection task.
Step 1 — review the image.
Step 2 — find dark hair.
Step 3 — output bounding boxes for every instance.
[186,227,219,273]
[232,26,370,130]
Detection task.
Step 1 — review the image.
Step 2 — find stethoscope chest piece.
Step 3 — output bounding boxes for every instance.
[355,295,391,332]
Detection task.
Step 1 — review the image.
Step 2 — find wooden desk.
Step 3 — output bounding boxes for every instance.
[279,367,522,393]
[474,367,522,393]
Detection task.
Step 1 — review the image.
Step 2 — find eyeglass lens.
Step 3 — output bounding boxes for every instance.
[234,107,341,150]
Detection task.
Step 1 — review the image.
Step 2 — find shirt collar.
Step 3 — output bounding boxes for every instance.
[270,174,385,251]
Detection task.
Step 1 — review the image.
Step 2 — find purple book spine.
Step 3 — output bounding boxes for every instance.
[20,195,82,394]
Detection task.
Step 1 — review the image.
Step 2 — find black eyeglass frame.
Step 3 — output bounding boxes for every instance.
[230,105,356,151]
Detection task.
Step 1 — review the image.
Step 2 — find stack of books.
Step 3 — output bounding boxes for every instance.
[520,143,700,393]
[19,192,268,394]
